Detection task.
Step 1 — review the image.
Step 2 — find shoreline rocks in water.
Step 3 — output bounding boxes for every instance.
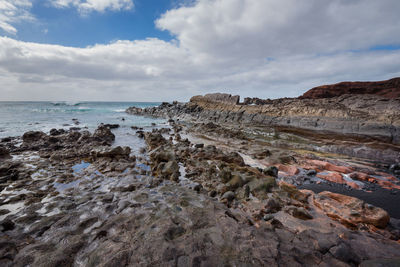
[1,79,400,266]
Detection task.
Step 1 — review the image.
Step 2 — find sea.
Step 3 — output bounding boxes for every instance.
[0,101,165,152]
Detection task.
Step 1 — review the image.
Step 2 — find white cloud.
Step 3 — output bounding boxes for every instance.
[0,0,34,34]
[1,0,400,101]
[51,0,134,13]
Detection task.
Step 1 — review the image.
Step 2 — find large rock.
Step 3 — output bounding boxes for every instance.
[22,131,47,143]
[0,146,11,160]
[300,77,400,99]
[190,93,240,105]
[93,125,115,145]
[313,191,390,229]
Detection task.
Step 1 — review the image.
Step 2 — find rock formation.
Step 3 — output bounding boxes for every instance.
[300,77,400,99]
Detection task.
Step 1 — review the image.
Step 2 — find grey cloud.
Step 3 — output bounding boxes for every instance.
[1,0,400,101]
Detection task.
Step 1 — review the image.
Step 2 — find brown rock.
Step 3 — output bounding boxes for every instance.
[300,77,400,99]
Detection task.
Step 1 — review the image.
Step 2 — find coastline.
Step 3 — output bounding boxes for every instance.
[0,90,400,265]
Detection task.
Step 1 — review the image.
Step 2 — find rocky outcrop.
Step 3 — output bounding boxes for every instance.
[191,93,240,105]
[300,77,400,99]
[127,92,400,146]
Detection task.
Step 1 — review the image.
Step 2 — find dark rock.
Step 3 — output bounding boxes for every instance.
[265,198,282,213]
[221,191,235,202]
[263,166,278,177]
[193,184,202,192]
[194,143,204,149]
[209,190,217,197]
[22,131,46,143]
[360,258,400,267]
[329,242,361,264]
[164,226,185,241]
[104,124,120,129]
[93,146,131,159]
[306,169,317,176]
[0,146,11,159]
[1,219,15,232]
[93,125,115,145]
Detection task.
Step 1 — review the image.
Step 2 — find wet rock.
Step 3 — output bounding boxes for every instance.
[193,184,202,192]
[313,191,390,229]
[93,125,115,145]
[263,166,278,177]
[150,150,175,163]
[144,132,167,150]
[49,128,66,136]
[160,160,180,181]
[317,171,345,184]
[93,146,131,159]
[194,143,204,149]
[306,169,317,176]
[104,124,120,129]
[208,190,217,197]
[0,146,11,160]
[0,219,15,232]
[22,131,46,143]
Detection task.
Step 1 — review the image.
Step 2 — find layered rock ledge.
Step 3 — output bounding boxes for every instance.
[127,91,400,147]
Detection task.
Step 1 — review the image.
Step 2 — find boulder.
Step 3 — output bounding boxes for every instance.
[144,132,167,150]
[313,191,390,229]
[93,125,115,145]
[22,131,46,143]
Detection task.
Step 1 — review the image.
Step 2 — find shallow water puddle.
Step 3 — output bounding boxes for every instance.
[72,161,91,174]
[53,179,82,192]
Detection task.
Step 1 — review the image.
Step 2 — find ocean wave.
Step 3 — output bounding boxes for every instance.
[113,109,126,113]
[51,101,83,106]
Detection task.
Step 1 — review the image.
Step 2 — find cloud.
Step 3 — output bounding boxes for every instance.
[0,0,34,34]
[1,0,400,101]
[51,0,134,13]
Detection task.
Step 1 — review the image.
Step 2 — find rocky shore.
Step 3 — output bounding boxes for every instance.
[0,79,400,266]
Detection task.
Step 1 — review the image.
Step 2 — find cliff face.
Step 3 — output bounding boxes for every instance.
[300,77,400,99]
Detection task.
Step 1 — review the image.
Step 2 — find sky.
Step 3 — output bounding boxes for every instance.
[0,0,400,101]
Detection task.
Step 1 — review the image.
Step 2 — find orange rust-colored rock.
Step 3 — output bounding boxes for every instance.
[313,191,390,229]
[349,172,372,182]
[276,164,299,176]
[317,172,345,184]
[308,160,353,174]
[317,172,361,189]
